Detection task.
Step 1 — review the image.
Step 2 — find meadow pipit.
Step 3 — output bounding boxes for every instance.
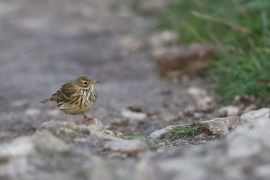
[41,76,98,123]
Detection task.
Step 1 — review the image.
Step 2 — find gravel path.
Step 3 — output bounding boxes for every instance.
[0,0,199,141]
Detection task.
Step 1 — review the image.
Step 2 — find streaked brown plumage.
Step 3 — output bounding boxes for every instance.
[41,76,97,121]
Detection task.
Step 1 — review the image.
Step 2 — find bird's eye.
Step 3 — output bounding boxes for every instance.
[83,81,88,85]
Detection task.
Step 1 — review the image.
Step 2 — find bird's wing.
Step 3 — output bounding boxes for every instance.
[90,88,97,103]
[51,82,77,103]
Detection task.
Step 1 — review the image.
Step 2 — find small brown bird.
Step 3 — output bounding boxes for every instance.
[41,76,98,123]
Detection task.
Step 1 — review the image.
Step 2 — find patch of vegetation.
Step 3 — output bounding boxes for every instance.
[158,0,270,104]
[146,138,162,149]
[118,133,145,140]
[170,123,206,139]
[119,133,162,149]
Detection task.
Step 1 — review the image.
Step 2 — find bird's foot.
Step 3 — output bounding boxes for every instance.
[83,115,95,125]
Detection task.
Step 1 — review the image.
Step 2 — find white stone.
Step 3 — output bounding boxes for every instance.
[39,120,115,141]
[201,117,240,137]
[32,130,69,152]
[157,158,207,180]
[240,108,270,124]
[218,106,241,116]
[149,31,178,48]
[121,110,147,120]
[187,87,216,112]
[203,120,229,136]
[0,137,34,159]
[228,133,262,159]
[255,165,270,178]
[227,109,270,158]
[187,87,206,97]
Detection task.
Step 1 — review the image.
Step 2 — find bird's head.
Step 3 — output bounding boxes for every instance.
[74,76,98,89]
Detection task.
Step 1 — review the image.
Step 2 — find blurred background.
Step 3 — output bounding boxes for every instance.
[0,0,194,142]
[0,0,270,179]
[0,0,269,141]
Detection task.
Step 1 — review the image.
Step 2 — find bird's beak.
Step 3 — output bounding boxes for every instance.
[94,80,99,84]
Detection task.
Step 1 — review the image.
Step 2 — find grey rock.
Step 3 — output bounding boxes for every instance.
[0,157,34,179]
[1,108,270,180]
[255,165,270,179]
[146,108,270,179]
[149,116,240,140]
[156,158,209,180]
[104,139,148,155]
[32,130,69,153]
[38,120,115,142]
[242,104,257,113]
[201,117,240,137]
[240,108,269,124]
[82,159,136,180]
[148,125,177,140]
[227,109,270,159]
[187,87,216,112]
[121,110,147,121]
[0,130,68,161]
[148,31,178,49]
[203,120,229,137]
[0,137,34,160]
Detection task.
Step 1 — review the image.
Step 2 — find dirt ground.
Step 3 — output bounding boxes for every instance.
[0,0,203,142]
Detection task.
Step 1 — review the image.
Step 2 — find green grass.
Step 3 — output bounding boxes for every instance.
[158,0,270,104]
[119,133,162,149]
[118,133,145,140]
[170,123,206,139]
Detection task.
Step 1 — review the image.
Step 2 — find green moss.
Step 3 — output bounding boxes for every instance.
[146,138,162,149]
[119,133,163,149]
[157,0,270,105]
[118,133,145,140]
[170,123,206,139]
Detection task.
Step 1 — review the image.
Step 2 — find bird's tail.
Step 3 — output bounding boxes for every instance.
[39,98,51,103]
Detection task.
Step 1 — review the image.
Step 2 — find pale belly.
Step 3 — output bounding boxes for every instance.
[60,100,94,115]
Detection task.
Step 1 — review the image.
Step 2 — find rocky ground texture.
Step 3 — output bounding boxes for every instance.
[1,108,270,180]
[0,0,270,179]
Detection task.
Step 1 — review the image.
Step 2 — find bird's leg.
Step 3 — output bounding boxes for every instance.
[82,114,94,124]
